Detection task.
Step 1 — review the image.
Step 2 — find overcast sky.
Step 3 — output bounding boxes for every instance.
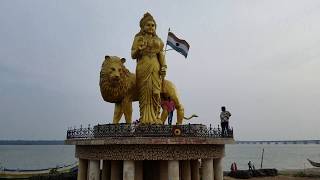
[0,0,319,140]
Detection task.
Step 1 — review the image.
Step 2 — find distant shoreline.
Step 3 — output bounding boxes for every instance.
[1,140,320,145]
[0,140,64,145]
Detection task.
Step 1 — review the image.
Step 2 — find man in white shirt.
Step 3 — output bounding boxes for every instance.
[220,106,231,136]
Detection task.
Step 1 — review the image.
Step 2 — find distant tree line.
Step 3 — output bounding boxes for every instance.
[0,140,65,145]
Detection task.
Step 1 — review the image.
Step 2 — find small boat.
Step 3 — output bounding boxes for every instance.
[0,162,77,179]
[307,158,320,168]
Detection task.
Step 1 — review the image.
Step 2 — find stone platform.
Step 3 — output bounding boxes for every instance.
[65,124,234,180]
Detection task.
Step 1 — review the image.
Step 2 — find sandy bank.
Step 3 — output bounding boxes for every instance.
[225,176,317,180]
[225,168,320,180]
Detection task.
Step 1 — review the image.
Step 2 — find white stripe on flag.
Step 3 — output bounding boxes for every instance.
[167,35,189,57]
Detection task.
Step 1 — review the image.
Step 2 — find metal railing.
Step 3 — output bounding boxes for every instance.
[66,123,233,139]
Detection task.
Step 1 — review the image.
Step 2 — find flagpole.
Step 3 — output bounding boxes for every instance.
[162,28,170,97]
[164,28,170,56]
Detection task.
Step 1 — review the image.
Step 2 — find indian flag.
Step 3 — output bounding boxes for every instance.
[166,32,190,58]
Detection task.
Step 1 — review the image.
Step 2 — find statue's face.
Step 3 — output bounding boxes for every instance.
[143,20,155,34]
[106,60,123,84]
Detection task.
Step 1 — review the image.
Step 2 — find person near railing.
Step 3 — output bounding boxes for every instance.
[248,160,255,171]
[161,96,176,125]
[220,106,231,136]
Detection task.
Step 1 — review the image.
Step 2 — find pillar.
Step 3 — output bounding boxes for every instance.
[111,160,121,180]
[191,160,199,180]
[160,160,168,180]
[181,160,191,180]
[102,160,111,180]
[135,161,143,180]
[168,160,179,180]
[123,160,135,180]
[78,158,88,180]
[202,159,213,180]
[214,158,223,180]
[88,160,100,180]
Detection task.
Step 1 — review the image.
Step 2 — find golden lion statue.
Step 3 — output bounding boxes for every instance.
[100,56,196,124]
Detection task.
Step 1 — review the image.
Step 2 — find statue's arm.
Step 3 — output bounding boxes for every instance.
[131,37,139,59]
[158,39,166,67]
[158,51,166,67]
[158,40,167,76]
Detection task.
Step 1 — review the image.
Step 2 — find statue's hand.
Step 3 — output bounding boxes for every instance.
[137,37,147,50]
[138,43,147,50]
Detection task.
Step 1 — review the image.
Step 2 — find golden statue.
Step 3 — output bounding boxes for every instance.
[131,12,166,124]
[100,56,192,124]
[99,13,197,124]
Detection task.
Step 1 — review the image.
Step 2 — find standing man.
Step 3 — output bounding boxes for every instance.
[220,106,231,136]
[248,161,254,171]
[161,96,175,125]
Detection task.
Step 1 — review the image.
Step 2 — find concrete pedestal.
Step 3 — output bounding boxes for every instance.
[88,160,100,180]
[168,160,179,180]
[66,126,234,180]
[214,158,223,180]
[191,160,199,180]
[202,159,213,180]
[123,160,135,180]
[78,158,88,180]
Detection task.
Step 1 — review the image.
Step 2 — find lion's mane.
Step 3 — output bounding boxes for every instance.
[99,58,132,103]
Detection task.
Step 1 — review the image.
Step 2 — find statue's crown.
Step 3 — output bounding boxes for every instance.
[140,12,155,28]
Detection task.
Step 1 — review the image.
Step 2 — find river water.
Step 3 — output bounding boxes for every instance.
[0,144,319,170]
